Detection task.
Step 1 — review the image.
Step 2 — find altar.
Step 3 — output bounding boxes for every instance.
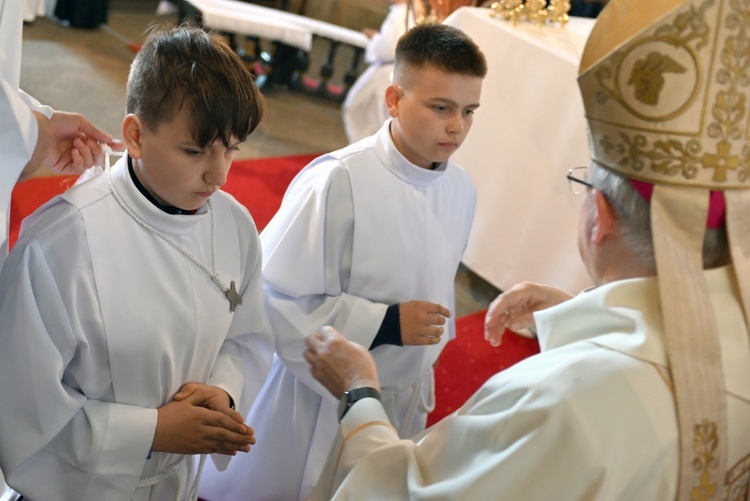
[444,8,595,293]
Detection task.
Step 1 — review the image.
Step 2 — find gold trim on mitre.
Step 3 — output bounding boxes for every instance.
[579,0,750,189]
[577,0,750,499]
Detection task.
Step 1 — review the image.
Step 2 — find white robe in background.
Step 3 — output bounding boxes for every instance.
[0,156,275,500]
[199,120,476,501]
[22,0,47,22]
[0,0,54,268]
[341,3,413,144]
[0,2,55,498]
[312,266,750,500]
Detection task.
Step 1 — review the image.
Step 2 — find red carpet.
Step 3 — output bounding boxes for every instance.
[429,311,540,426]
[9,153,317,246]
[222,153,318,231]
[9,154,540,426]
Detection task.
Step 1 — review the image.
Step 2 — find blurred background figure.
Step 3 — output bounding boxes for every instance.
[342,0,412,144]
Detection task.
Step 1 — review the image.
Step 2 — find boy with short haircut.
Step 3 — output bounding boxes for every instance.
[199,23,487,501]
[0,25,274,500]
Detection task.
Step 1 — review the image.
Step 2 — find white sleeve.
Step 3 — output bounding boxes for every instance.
[0,207,157,499]
[0,82,38,258]
[0,70,54,262]
[315,349,678,500]
[18,88,54,117]
[261,160,389,392]
[0,0,55,256]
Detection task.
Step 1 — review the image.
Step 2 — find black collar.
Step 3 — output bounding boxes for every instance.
[127,156,197,215]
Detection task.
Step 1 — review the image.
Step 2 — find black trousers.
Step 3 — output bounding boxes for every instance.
[54,0,109,28]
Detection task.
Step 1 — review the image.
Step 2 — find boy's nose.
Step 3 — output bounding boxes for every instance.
[205,157,230,187]
[448,113,465,134]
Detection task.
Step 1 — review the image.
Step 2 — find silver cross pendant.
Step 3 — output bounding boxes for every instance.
[225,281,243,312]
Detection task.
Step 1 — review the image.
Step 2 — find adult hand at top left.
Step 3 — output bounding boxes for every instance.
[46,111,125,174]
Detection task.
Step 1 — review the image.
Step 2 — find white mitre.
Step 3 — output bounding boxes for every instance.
[578,0,750,498]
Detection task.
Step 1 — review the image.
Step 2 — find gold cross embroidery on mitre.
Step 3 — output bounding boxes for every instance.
[702,141,739,183]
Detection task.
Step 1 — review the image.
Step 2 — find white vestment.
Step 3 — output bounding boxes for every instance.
[0,157,274,500]
[0,2,55,498]
[0,0,54,269]
[341,3,413,144]
[199,120,476,501]
[312,267,750,500]
[22,0,47,22]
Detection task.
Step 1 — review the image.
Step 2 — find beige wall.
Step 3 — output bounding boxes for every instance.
[301,0,389,31]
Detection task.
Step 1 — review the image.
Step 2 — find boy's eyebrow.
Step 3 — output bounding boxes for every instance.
[179,139,243,149]
[427,97,481,108]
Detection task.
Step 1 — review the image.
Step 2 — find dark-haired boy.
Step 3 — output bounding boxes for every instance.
[200,23,487,501]
[0,25,273,500]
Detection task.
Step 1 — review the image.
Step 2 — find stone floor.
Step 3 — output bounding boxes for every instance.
[19,5,501,317]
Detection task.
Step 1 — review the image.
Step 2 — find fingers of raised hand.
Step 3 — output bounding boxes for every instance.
[401,325,443,345]
[407,302,450,326]
[426,312,447,326]
[420,305,449,340]
[433,303,452,318]
[420,326,444,344]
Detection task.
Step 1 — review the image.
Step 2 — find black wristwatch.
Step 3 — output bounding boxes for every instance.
[338,387,381,421]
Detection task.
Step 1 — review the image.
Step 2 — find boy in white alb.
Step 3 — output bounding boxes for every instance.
[0,25,274,500]
[199,24,487,501]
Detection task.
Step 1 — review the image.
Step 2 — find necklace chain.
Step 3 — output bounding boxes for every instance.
[103,150,241,310]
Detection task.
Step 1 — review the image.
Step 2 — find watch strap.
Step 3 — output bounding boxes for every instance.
[338,387,381,421]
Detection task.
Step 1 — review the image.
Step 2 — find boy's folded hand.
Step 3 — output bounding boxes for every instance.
[153,384,256,455]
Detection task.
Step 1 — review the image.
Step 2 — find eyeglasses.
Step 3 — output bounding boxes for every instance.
[567,166,593,194]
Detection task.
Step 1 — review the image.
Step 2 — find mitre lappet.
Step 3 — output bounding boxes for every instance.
[578,0,750,497]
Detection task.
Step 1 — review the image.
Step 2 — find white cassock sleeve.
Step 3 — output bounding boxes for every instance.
[0,0,56,261]
[312,345,679,500]
[0,210,157,497]
[261,161,388,395]
[0,84,53,261]
[1,0,56,207]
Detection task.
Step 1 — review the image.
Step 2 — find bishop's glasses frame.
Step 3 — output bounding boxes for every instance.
[566,166,594,194]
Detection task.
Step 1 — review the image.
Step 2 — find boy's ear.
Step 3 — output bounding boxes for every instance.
[385,84,402,118]
[121,114,145,159]
[590,189,617,243]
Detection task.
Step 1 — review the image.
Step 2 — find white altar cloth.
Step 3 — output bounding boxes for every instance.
[185,0,368,52]
[186,0,312,49]
[444,8,595,294]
